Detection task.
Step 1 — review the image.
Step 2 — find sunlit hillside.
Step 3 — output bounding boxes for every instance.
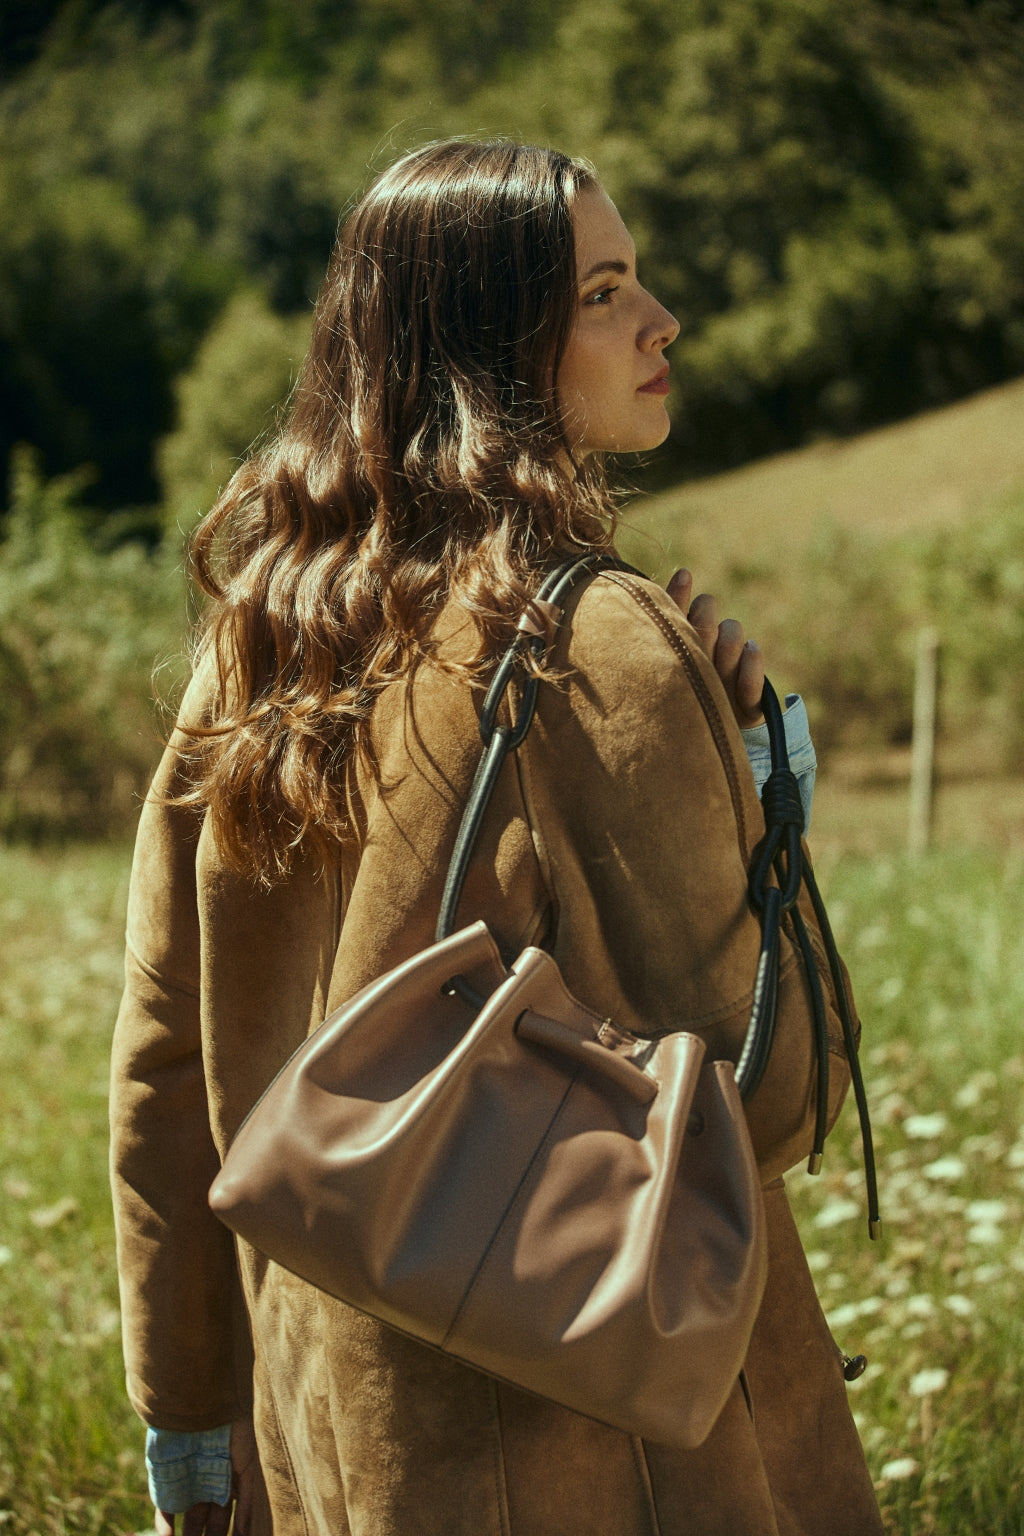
[620,375,1024,589]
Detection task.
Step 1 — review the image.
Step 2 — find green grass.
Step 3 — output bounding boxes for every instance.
[790,848,1024,1535]
[1,839,1023,1531]
[0,845,149,1534]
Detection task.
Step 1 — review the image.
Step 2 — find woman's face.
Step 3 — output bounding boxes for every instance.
[558,188,680,457]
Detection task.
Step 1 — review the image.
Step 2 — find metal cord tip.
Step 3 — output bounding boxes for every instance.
[842,1353,868,1382]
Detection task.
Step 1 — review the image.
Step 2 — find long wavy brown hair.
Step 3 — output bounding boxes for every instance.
[184,138,614,882]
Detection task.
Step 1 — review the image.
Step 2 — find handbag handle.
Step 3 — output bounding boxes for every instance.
[436,555,879,1239]
[436,552,629,955]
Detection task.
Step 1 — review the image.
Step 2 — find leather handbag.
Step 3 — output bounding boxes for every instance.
[209,553,878,1449]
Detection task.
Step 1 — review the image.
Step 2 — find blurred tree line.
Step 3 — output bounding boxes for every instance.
[2,0,1024,521]
[1,0,1024,836]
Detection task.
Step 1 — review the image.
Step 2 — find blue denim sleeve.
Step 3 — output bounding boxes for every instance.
[740,693,816,833]
[145,1424,232,1514]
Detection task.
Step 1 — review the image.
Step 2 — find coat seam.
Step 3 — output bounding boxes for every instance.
[442,1067,582,1347]
[489,1379,512,1536]
[631,1437,664,1536]
[601,572,752,861]
[251,1297,313,1536]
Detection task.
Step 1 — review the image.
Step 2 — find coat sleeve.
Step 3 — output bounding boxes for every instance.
[109,672,254,1431]
[517,571,856,1183]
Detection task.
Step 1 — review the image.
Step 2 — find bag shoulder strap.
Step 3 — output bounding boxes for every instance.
[435,551,631,949]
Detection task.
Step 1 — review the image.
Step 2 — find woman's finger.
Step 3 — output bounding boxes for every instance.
[735,641,765,727]
[686,592,719,659]
[712,617,746,688]
[230,1417,259,1536]
[180,1502,229,1536]
[666,567,693,615]
[203,1502,233,1536]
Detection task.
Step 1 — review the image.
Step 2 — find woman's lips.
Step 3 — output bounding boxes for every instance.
[637,368,670,395]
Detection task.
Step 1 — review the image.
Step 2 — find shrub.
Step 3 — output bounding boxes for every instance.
[158,289,311,532]
[0,448,187,839]
[721,495,1024,769]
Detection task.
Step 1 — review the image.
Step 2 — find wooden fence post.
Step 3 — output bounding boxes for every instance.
[908,626,939,856]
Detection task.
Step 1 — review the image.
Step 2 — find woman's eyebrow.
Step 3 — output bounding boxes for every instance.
[579,258,630,283]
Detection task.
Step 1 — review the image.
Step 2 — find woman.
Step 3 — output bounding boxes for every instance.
[111,139,882,1535]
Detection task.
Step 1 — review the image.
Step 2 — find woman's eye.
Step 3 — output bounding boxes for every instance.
[585,285,619,307]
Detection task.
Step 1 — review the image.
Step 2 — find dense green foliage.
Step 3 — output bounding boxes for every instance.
[0,450,186,839]
[1,0,1024,515]
[2,841,1023,1529]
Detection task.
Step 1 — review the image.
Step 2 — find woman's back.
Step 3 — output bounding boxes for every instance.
[110,137,883,1535]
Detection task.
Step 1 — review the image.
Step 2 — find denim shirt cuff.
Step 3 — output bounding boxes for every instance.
[146,1424,232,1513]
[741,692,816,832]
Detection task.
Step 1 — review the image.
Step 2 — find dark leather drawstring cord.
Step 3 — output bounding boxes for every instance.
[750,680,881,1243]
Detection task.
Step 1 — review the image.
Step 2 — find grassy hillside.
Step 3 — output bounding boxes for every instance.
[619,374,1024,588]
[617,376,1024,807]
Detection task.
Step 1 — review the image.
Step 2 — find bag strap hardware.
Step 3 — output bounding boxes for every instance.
[516,597,562,639]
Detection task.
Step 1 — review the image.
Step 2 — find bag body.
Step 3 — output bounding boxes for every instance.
[210,919,767,1449]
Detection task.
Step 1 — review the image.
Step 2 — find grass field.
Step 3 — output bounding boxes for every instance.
[1,824,1023,1533]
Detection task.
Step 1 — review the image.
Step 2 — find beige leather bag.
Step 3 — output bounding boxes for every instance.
[210,555,871,1448]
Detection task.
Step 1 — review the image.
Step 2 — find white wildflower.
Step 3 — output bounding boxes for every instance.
[955,1071,998,1109]
[904,1113,948,1140]
[945,1295,974,1316]
[878,1456,919,1482]
[909,1367,949,1396]
[966,1200,1008,1223]
[905,1294,935,1317]
[924,1156,965,1181]
[814,1197,861,1229]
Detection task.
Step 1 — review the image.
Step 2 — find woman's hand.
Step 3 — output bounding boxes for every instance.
[155,1418,258,1536]
[666,568,765,729]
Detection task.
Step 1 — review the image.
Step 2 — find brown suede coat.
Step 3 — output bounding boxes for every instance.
[111,569,883,1535]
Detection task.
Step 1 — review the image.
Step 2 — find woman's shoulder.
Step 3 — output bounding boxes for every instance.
[561,567,715,702]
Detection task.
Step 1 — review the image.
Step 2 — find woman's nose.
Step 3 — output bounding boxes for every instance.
[640,297,680,351]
